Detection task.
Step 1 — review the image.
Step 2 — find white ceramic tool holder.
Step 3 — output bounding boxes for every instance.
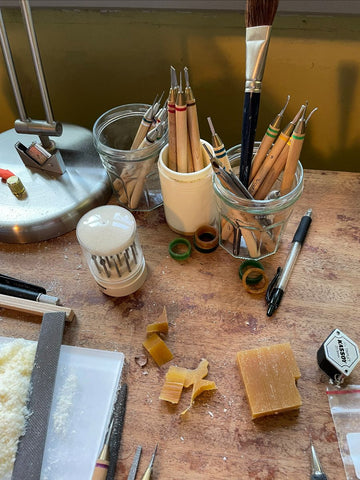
[76,205,147,296]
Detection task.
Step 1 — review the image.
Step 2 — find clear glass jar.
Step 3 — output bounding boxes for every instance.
[213,144,304,260]
[93,104,168,212]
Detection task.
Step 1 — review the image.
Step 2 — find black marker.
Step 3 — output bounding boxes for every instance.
[266,209,312,316]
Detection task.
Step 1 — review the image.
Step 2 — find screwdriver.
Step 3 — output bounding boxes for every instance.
[310,439,328,480]
[141,444,158,480]
[91,418,114,480]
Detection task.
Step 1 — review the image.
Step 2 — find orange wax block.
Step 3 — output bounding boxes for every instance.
[146,306,169,334]
[236,342,302,419]
[143,333,173,367]
[159,365,188,404]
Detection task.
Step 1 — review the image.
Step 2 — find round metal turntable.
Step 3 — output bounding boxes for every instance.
[0,124,112,243]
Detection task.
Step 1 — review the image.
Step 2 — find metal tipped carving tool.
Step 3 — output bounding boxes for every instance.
[92,418,114,480]
[141,444,158,480]
[310,439,328,480]
[207,116,231,171]
[250,95,290,181]
[127,445,142,480]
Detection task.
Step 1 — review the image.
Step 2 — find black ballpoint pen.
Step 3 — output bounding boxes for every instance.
[266,208,312,316]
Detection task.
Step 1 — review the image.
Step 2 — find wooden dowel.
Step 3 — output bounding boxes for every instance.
[187,132,194,172]
[0,293,74,322]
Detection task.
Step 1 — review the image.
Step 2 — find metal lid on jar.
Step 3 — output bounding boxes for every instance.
[76,205,136,256]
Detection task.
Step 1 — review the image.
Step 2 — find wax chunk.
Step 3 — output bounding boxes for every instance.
[143,333,173,367]
[236,342,302,419]
[184,358,209,388]
[146,306,169,334]
[159,366,187,404]
[160,359,217,413]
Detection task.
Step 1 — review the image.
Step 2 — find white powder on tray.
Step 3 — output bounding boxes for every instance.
[0,339,36,478]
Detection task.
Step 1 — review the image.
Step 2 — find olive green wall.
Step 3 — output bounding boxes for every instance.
[0,8,359,171]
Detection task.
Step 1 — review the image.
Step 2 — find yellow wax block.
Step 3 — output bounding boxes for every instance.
[146,306,169,334]
[143,333,173,367]
[236,342,302,419]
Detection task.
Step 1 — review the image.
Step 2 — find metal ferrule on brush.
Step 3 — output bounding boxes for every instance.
[245,25,272,93]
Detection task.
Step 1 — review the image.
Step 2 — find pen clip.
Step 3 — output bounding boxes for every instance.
[265,266,282,304]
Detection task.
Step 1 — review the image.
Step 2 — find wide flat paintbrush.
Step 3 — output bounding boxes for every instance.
[239,0,279,188]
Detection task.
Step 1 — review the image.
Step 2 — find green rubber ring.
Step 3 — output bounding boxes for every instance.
[239,260,264,285]
[169,238,192,260]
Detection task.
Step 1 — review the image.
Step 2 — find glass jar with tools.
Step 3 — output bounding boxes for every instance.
[213,144,304,260]
[93,104,168,212]
[76,205,147,296]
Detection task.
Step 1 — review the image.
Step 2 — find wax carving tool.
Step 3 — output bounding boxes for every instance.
[0,282,59,304]
[107,383,128,480]
[131,95,159,150]
[207,116,231,171]
[310,438,328,480]
[249,104,305,197]
[204,144,252,199]
[11,311,66,480]
[266,208,312,316]
[92,418,114,480]
[127,445,142,480]
[249,95,290,181]
[239,0,279,187]
[167,65,178,171]
[0,273,46,294]
[141,444,158,480]
[184,66,202,171]
[175,72,188,173]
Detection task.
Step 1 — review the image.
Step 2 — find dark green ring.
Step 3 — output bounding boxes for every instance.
[239,260,264,285]
[169,238,192,260]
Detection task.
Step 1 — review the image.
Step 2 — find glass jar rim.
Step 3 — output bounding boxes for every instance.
[213,144,304,214]
[93,103,168,160]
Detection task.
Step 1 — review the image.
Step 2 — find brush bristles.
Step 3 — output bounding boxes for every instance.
[246,0,279,28]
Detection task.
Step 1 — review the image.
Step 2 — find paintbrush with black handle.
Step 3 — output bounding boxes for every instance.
[239,0,279,188]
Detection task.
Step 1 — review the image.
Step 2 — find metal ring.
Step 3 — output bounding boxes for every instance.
[168,238,192,260]
[193,225,219,253]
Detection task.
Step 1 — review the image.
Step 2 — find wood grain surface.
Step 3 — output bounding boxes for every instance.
[1,169,359,480]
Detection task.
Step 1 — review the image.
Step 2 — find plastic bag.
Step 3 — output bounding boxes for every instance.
[327,385,360,479]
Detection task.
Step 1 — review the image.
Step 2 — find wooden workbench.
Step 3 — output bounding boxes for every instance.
[1,169,359,479]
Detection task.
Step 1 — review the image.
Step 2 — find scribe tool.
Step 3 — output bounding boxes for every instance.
[310,439,328,480]
[92,418,114,480]
[141,444,158,480]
